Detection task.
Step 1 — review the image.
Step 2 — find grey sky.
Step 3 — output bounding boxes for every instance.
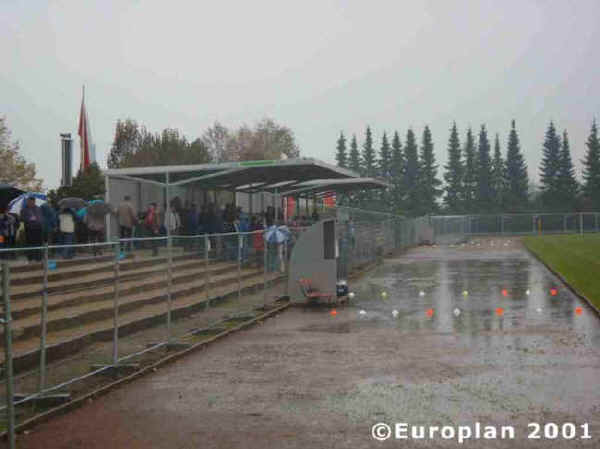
[2,0,599,189]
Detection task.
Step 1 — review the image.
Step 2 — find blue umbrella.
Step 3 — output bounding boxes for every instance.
[265,225,291,244]
[8,192,47,215]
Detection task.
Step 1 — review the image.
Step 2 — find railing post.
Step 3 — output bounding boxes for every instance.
[39,244,49,392]
[238,233,242,301]
[2,262,16,449]
[112,241,120,365]
[204,234,210,308]
[166,234,173,343]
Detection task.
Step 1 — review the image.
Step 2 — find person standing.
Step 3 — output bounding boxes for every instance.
[58,208,76,259]
[144,203,160,256]
[116,195,137,253]
[20,196,44,262]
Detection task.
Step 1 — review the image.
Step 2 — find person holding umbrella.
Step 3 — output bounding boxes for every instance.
[20,196,44,262]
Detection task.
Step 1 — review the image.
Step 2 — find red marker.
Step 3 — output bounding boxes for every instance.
[575,307,583,315]
[496,307,504,316]
[426,308,434,317]
[330,309,337,316]
[550,288,558,296]
[501,289,508,297]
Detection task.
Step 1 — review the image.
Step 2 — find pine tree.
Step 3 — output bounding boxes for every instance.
[390,131,405,214]
[539,121,562,211]
[504,120,529,212]
[556,130,579,211]
[581,120,600,210]
[335,132,347,168]
[491,133,505,212]
[378,132,392,210]
[361,126,377,206]
[418,126,442,214]
[462,128,477,213]
[403,128,420,216]
[476,125,493,212]
[361,126,376,176]
[348,134,361,174]
[443,122,463,213]
[347,134,361,207]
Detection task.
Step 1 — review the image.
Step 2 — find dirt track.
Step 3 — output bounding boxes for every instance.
[12,238,600,448]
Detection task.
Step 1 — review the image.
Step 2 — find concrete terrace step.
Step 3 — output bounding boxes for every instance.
[9,261,235,320]
[1,272,283,372]
[8,254,221,300]
[8,266,263,342]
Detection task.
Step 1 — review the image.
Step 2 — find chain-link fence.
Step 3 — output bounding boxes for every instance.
[430,212,600,244]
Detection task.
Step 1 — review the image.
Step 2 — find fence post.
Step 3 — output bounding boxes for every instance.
[166,234,173,343]
[2,262,16,449]
[112,242,120,365]
[38,244,49,392]
[237,233,242,301]
[204,234,210,308]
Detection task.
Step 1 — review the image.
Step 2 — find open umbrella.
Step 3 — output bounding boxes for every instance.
[58,197,86,210]
[265,225,291,244]
[8,192,47,215]
[0,183,24,210]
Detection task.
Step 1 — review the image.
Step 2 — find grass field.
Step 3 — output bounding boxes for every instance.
[523,234,600,309]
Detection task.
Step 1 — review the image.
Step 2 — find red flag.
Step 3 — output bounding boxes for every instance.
[78,88,91,170]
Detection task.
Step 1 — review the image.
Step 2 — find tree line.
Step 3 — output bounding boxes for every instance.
[107,118,300,169]
[335,120,600,216]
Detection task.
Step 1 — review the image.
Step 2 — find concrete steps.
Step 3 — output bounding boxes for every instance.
[1,251,282,373]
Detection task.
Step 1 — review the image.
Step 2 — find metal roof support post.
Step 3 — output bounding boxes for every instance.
[166,171,173,344]
[105,174,111,242]
[274,188,279,224]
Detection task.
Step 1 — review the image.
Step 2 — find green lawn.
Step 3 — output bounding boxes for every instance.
[522,234,600,309]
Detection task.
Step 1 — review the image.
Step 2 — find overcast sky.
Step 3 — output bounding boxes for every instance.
[2,0,599,189]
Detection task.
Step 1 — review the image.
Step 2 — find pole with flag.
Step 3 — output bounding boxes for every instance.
[78,85,94,171]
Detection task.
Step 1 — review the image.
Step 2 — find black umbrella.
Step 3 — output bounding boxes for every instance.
[58,197,87,210]
[0,183,24,210]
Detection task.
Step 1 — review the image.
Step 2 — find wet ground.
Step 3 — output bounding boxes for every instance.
[13,238,600,448]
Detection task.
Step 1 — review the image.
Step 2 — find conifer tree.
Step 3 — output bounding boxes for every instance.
[378,132,392,209]
[418,126,442,214]
[348,134,361,174]
[403,128,420,216]
[348,134,362,207]
[335,132,347,168]
[556,130,579,210]
[443,122,463,213]
[504,120,529,212]
[539,121,562,211]
[390,131,405,213]
[491,133,505,212]
[360,126,377,206]
[462,128,477,213]
[581,120,600,210]
[476,125,493,212]
[361,126,376,177]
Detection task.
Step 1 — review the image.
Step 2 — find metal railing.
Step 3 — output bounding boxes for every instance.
[0,209,419,445]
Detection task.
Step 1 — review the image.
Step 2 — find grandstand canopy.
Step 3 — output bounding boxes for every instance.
[105,158,388,194]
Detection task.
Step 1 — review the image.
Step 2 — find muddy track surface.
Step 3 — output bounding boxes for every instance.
[11,238,600,449]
